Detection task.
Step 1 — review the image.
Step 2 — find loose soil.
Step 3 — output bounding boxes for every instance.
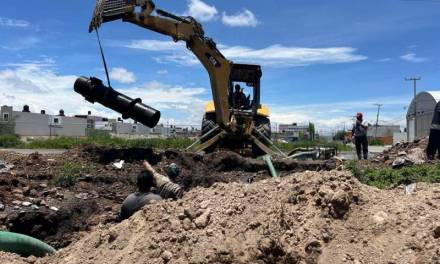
[34,170,440,264]
[2,147,440,263]
[0,144,336,249]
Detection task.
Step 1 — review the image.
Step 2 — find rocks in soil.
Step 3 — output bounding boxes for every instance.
[434,225,440,239]
[376,137,429,168]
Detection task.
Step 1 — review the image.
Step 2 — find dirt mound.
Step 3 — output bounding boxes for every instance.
[0,145,337,250]
[374,137,429,168]
[32,170,440,264]
[0,252,28,264]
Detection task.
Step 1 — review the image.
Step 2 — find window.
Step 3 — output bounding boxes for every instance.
[3,113,9,121]
[53,118,59,124]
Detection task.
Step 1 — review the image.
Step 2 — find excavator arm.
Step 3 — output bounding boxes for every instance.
[89,0,232,128]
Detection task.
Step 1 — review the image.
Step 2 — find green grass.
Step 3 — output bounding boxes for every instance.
[51,162,82,187]
[346,160,440,189]
[0,134,23,148]
[275,139,352,152]
[369,138,385,146]
[0,131,195,150]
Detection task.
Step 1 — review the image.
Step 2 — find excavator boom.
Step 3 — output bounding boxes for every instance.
[90,0,231,128]
[87,0,284,157]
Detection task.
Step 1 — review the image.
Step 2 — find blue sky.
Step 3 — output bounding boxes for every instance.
[1,0,440,134]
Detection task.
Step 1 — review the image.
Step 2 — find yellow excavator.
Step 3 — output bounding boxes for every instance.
[87,0,285,156]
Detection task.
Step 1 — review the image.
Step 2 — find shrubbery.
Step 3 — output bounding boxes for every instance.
[346,160,440,189]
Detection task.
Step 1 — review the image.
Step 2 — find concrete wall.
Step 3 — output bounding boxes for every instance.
[9,111,87,137]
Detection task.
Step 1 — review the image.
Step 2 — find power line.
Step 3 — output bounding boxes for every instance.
[373,103,383,138]
[405,76,421,141]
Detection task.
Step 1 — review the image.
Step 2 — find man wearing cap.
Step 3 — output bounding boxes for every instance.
[352,112,369,160]
[427,102,440,160]
[120,161,183,220]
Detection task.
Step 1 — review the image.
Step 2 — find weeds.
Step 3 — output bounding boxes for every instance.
[52,162,82,187]
[346,160,440,189]
[0,134,23,148]
[369,138,385,146]
[0,131,195,150]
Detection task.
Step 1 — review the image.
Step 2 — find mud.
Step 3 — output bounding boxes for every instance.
[0,144,337,249]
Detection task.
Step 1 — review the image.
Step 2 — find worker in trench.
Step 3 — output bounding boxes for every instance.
[119,161,183,220]
[352,112,369,160]
[426,102,440,160]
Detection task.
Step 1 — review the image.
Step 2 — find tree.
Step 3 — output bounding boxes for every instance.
[308,122,315,141]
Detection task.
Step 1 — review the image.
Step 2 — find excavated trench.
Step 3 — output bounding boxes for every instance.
[0,144,338,249]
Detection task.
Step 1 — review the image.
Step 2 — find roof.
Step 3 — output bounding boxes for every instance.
[426,91,440,102]
[407,90,440,118]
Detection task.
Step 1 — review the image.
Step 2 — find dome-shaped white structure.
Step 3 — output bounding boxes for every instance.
[406,91,440,142]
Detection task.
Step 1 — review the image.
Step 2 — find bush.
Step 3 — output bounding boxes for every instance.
[369,138,384,146]
[346,161,440,189]
[26,137,83,149]
[0,134,22,148]
[52,162,82,187]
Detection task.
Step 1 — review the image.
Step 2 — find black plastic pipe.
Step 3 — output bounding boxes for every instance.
[74,76,160,128]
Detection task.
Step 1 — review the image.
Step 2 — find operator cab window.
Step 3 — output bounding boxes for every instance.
[230,82,253,110]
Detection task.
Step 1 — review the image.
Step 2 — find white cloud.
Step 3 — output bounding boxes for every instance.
[222,9,259,27]
[222,45,366,67]
[400,52,428,63]
[123,39,367,67]
[0,60,208,125]
[1,37,41,51]
[186,0,218,22]
[0,17,30,27]
[109,67,136,84]
[157,70,169,75]
[125,39,184,51]
[377,58,391,62]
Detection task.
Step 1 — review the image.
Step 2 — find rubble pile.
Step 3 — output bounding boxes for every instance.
[34,170,440,264]
[373,137,429,168]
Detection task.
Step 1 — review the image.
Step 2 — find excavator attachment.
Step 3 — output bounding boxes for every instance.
[89,0,136,32]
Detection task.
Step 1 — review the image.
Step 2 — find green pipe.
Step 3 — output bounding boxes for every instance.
[0,231,56,257]
[262,155,278,178]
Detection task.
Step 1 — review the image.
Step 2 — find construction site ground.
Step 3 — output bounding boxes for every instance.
[0,143,439,264]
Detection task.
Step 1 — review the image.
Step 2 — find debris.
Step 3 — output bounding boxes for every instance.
[376,137,429,168]
[161,250,173,262]
[0,203,4,211]
[405,183,417,195]
[112,160,125,169]
[49,206,59,212]
[22,202,32,207]
[75,193,89,200]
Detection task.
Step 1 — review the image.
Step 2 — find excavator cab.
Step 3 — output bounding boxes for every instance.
[229,64,261,114]
[202,64,271,156]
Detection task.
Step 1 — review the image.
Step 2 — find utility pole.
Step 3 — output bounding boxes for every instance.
[405,77,421,141]
[373,103,383,138]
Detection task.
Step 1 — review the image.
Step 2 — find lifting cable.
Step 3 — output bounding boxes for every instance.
[94,27,112,88]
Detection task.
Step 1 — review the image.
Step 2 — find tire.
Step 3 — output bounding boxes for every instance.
[252,116,271,156]
[200,113,217,153]
[201,113,217,139]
